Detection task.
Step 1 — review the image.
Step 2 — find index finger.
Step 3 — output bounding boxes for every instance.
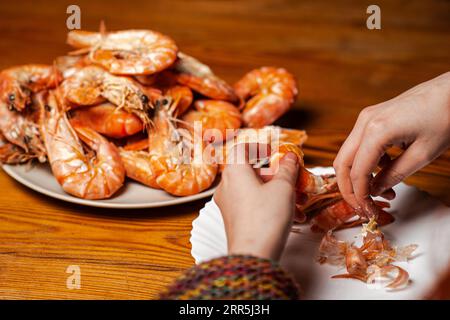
[350,128,389,216]
[333,110,373,209]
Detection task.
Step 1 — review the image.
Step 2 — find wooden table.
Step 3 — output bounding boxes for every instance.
[0,0,449,299]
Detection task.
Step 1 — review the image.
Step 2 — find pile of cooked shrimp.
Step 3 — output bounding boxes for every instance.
[0,27,416,288]
[0,28,298,199]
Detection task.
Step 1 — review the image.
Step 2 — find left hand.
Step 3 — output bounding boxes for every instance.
[214,144,299,261]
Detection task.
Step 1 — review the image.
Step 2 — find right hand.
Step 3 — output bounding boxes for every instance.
[333,72,450,216]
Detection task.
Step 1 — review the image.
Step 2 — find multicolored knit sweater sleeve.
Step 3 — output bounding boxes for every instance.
[159,255,299,300]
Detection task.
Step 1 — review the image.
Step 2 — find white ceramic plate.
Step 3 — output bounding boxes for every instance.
[191,167,450,299]
[2,163,217,208]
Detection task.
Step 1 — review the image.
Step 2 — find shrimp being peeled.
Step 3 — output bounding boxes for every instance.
[61,66,154,127]
[234,67,298,128]
[318,220,418,289]
[293,154,394,228]
[67,29,178,75]
[230,126,393,229]
[0,64,61,111]
[70,102,143,139]
[174,52,238,102]
[265,133,393,228]
[38,91,125,199]
[181,99,242,143]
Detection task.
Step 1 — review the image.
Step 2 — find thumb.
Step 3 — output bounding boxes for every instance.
[271,152,299,187]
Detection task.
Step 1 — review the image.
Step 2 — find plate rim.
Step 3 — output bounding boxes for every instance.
[2,164,216,209]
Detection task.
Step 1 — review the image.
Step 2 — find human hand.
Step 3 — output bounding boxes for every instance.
[214,144,299,261]
[334,72,450,216]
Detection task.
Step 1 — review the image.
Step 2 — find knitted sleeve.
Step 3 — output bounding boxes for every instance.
[159,255,300,300]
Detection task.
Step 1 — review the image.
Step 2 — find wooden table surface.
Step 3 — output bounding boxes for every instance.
[0,0,449,299]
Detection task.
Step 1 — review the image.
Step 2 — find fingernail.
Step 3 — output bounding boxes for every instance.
[283,152,298,164]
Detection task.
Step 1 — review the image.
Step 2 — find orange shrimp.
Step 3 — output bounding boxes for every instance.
[164,85,193,116]
[60,66,154,126]
[70,102,144,139]
[38,91,125,199]
[67,29,178,75]
[181,100,242,143]
[0,64,61,111]
[120,102,218,196]
[174,52,238,102]
[234,67,298,128]
[0,100,46,164]
[119,149,167,189]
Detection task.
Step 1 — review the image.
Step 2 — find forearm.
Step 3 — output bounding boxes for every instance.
[159,255,300,300]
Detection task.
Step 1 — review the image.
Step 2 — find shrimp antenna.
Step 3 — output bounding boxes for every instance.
[51,60,60,88]
[168,116,193,128]
[99,20,107,35]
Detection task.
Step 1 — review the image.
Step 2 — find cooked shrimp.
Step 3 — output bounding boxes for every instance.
[134,69,178,87]
[67,29,178,75]
[164,85,193,116]
[0,137,37,164]
[61,66,154,126]
[174,52,237,102]
[38,91,125,199]
[120,102,218,196]
[234,67,298,128]
[119,149,167,189]
[0,101,46,164]
[0,64,61,111]
[70,102,144,139]
[55,55,91,79]
[60,66,106,106]
[181,99,242,143]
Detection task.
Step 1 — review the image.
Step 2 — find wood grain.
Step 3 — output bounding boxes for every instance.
[0,0,449,299]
